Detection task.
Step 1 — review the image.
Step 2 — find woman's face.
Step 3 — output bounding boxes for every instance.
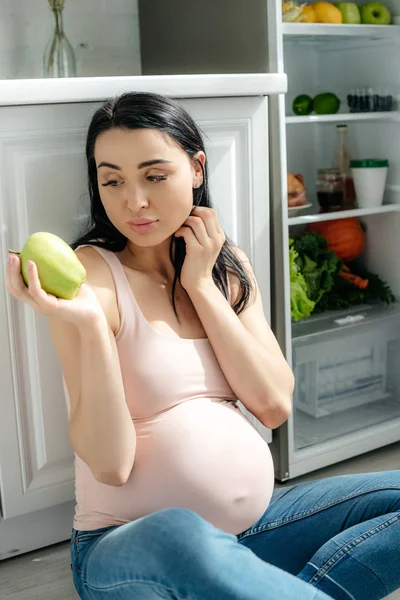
[94,128,205,247]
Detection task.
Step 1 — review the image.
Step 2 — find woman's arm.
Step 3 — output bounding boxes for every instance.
[49,248,136,486]
[187,248,294,430]
[50,316,136,486]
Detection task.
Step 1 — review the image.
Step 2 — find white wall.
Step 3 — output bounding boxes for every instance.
[0,0,141,79]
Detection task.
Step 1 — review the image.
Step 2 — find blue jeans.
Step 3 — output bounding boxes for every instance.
[70,471,400,599]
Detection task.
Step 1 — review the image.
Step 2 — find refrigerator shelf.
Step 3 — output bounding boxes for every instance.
[287,203,400,226]
[282,23,400,44]
[286,112,400,125]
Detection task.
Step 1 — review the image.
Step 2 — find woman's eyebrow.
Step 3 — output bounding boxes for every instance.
[138,159,173,169]
[97,159,173,171]
[97,161,121,170]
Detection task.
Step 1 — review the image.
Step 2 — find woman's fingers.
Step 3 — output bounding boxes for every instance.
[175,225,199,247]
[183,216,210,246]
[27,260,44,298]
[26,260,59,310]
[6,255,39,312]
[6,254,25,296]
[6,255,55,314]
[190,207,225,248]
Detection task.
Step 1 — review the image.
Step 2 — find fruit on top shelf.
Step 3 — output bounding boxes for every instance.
[282,0,392,24]
[299,4,318,22]
[288,172,308,206]
[313,92,341,114]
[292,92,340,115]
[282,1,306,21]
[312,1,343,23]
[334,2,361,24]
[360,2,391,24]
[292,94,314,115]
[282,0,341,23]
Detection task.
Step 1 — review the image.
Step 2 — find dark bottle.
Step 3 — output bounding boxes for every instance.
[332,124,356,209]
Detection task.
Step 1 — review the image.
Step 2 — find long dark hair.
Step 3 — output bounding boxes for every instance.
[71,92,254,317]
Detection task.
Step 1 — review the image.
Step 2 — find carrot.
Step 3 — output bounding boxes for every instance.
[339,266,369,290]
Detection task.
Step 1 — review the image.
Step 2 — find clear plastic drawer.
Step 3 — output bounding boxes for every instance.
[291,304,400,450]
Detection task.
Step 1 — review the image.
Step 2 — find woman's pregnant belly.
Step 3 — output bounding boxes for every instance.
[78,399,274,535]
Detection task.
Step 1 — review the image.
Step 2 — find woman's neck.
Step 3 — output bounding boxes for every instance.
[122,238,176,282]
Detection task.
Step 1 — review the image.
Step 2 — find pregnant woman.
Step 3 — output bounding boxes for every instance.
[6,92,400,600]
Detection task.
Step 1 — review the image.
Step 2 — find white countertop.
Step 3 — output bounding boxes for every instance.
[0,73,287,106]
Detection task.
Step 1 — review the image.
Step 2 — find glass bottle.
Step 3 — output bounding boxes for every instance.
[43,0,76,78]
[332,124,356,208]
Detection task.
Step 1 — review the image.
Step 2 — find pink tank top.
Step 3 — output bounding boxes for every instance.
[64,245,274,535]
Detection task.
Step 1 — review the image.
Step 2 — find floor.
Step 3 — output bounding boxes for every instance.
[1,442,399,600]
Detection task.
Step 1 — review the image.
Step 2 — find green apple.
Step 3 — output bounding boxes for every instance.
[360,2,392,24]
[9,232,86,300]
[334,2,361,24]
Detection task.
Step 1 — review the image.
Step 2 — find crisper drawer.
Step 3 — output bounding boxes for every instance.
[291,304,400,450]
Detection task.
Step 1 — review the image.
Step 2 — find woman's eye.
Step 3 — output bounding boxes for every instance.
[147,175,167,182]
[101,180,123,187]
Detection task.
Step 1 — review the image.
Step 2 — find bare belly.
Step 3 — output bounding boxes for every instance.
[75,399,274,534]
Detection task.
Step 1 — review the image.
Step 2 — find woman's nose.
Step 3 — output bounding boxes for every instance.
[126,186,149,212]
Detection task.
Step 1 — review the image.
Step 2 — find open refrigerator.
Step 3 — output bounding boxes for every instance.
[267,0,400,480]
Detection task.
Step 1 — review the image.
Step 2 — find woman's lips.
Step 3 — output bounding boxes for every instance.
[127,220,158,233]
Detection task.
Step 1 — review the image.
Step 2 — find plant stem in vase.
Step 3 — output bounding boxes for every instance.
[44,0,76,78]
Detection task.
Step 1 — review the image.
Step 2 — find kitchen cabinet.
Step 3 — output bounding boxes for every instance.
[0,75,286,558]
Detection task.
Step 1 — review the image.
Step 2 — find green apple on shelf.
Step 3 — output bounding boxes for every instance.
[334,2,361,24]
[360,2,392,24]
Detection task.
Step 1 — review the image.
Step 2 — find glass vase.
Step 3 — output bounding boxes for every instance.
[43,1,76,78]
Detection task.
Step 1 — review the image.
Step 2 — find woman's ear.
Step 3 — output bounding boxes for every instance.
[192,151,206,188]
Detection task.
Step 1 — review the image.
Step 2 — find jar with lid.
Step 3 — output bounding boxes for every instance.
[316,168,345,212]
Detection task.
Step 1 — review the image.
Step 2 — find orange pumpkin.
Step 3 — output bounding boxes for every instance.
[307,218,365,263]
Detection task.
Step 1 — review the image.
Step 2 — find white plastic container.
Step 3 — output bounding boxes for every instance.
[350,158,389,208]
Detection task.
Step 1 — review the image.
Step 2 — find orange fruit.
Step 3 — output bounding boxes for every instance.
[298,5,317,22]
[313,1,343,23]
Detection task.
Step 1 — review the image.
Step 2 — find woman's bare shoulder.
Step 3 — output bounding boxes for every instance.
[75,244,107,268]
[75,246,120,333]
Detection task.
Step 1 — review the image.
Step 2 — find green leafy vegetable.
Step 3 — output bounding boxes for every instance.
[315,265,395,312]
[292,232,343,305]
[289,240,315,321]
[288,230,395,319]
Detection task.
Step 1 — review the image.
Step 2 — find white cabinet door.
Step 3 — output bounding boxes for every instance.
[0,96,271,520]
[0,104,97,519]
